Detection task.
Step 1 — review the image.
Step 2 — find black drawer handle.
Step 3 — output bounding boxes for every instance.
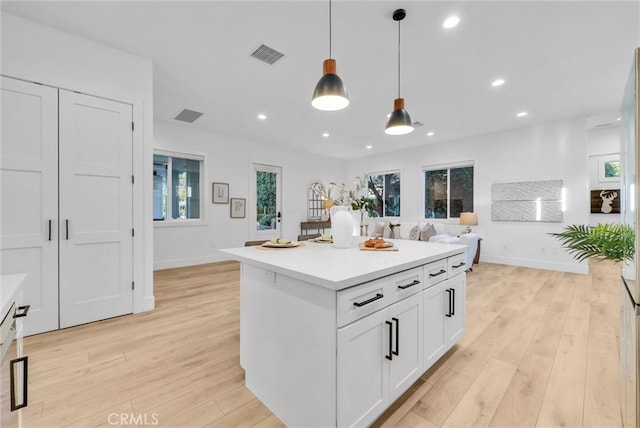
[398,279,420,290]
[13,305,30,318]
[445,289,453,317]
[452,262,465,269]
[353,293,383,307]
[429,269,446,277]
[48,219,52,241]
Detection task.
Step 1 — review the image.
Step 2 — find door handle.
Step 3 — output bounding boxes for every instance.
[277,211,281,223]
[445,289,452,317]
[48,219,52,241]
[451,288,455,316]
[392,317,399,356]
[65,219,69,240]
[385,321,393,361]
[10,356,28,411]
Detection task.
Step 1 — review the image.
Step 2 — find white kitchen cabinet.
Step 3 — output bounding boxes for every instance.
[0,76,134,335]
[422,270,466,370]
[444,273,466,345]
[337,292,423,427]
[337,306,389,428]
[225,240,467,428]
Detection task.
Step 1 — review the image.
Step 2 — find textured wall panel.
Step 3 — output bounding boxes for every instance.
[492,180,563,222]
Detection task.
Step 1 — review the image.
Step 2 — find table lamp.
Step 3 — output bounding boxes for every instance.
[459,212,478,233]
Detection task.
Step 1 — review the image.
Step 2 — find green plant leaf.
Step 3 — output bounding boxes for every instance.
[549,223,634,263]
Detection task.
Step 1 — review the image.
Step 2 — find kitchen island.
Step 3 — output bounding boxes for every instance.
[222,238,467,427]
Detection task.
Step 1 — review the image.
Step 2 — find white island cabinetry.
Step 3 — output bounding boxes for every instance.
[222,239,467,427]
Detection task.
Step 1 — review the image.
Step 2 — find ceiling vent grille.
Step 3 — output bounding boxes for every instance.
[174,109,203,123]
[250,44,284,65]
[412,121,424,128]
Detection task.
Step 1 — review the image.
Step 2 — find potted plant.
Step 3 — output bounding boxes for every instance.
[351,196,377,236]
[549,223,634,263]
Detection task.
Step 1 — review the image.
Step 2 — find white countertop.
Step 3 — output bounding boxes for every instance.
[1,273,26,320]
[221,238,466,290]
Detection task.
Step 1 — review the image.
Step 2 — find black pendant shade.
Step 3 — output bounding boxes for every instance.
[312,59,349,111]
[385,8,414,135]
[385,98,414,135]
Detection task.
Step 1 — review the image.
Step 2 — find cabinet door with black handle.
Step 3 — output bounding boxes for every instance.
[444,274,466,345]
[336,309,390,428]
[388,292,423,402]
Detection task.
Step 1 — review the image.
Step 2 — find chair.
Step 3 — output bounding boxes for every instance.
[297,233,321,241]
[244,240,265,247]
[458,233,479,271]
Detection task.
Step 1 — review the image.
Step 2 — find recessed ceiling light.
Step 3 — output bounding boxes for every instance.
[322,132,330,138]
[366,145,373,149]
[491,79,505,87]
[257,113,267,120]
[427,132,435,137]
[617,117,622,121]
[443,16,460,29]
[516,111,528,117]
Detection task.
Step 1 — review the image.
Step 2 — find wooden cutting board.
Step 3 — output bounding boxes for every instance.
[358,243,399,251]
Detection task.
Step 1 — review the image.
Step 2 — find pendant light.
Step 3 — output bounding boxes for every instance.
[385,8,414,135]
[312,0,349,111]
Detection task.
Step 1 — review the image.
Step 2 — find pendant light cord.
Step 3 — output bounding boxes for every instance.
[329,0,332,59]
[397,20,401,98]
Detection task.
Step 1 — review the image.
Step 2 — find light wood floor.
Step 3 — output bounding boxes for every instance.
[18,260,622,427]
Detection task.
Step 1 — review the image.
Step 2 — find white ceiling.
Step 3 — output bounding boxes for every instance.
[2,1,639,159]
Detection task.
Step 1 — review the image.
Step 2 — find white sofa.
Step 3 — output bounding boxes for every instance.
[368,220,479,271]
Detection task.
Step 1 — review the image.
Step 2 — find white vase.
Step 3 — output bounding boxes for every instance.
[330,205,354,249]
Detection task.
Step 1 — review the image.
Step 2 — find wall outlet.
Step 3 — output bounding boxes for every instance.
[264,270,276,283]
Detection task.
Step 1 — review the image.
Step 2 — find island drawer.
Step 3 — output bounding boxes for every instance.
[337,267,423,327]
[423,258,449,288]
[448,252,467,277]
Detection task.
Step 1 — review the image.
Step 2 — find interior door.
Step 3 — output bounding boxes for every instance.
[0,77,59,335]
[250,163,282,240]
[58,90,133,328]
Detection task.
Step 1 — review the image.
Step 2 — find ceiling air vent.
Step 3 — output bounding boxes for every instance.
[250,44,284,65]
[412,121,424,128]
[174,109,203,123]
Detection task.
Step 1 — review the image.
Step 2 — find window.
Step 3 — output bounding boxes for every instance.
[153,152,203,221]
[367,171,401,217]
[424,164,474,219]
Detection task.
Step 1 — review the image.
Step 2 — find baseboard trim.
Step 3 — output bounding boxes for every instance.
[481,255,588,274]
[154,254,233,271]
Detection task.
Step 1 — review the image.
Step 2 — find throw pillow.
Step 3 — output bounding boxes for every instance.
[419,223,437,241]
[409,224,420,240]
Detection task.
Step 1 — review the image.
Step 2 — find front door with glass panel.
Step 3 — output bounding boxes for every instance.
[251,164,282,240]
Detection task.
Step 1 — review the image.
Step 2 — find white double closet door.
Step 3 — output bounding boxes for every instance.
[1,76,133,335]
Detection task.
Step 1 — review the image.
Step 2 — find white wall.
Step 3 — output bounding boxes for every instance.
[587,124,621,225]
[1,13,155,311]
[153,120,345,270]
[346,117,592,274]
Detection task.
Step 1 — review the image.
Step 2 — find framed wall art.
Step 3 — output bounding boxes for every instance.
[590,189,620,214]
[212,182,229,204]
[230,198,246,218]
